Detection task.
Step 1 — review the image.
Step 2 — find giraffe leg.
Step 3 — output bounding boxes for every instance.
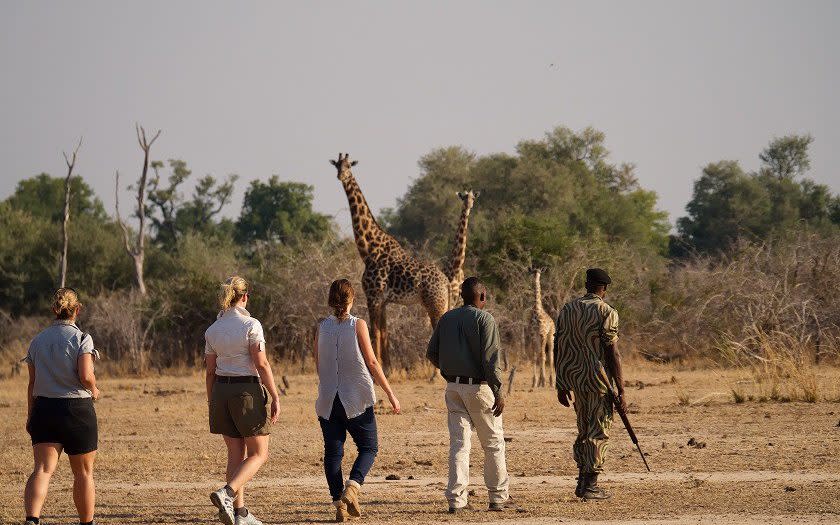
[537,335,548,388]
[531,360,538,390]
[531,338,538,389]
[368,303,383,364]
[380,306,390,371]
[545,333,556,388]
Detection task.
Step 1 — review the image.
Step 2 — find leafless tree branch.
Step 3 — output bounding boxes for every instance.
[59,136,83,287]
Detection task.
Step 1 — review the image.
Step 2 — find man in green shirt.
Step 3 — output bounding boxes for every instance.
[427,277,510,514]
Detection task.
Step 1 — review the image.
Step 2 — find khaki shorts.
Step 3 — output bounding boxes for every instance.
[209,381,271,438]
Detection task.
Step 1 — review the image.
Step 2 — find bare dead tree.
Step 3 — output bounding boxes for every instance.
[59,137,83,288]
[115,124,161,296]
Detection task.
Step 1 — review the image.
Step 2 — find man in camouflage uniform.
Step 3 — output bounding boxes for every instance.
[553,268,626,500]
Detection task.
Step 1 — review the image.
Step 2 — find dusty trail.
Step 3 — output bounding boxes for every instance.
[1,366,838,524]
[35,470,840,491]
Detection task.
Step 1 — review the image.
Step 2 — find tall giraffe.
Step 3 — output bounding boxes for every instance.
[530,267,556,388]
[331,153,449,368]
[443,190,478,309]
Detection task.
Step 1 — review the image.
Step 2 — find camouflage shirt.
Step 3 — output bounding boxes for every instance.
[553,293,619,393]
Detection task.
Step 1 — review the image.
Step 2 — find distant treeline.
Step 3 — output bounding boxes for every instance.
[1,126,837,371]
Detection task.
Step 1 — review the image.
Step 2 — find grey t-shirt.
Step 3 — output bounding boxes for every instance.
[25,321,99,398]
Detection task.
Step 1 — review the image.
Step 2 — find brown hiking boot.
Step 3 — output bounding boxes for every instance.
[341,480,362,517]
[448,502,476,514]
[489,496,516,511]
[333,500,350,522]
[581,473,611,500]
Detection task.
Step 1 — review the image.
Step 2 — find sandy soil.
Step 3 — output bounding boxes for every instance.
[1,363,838,524]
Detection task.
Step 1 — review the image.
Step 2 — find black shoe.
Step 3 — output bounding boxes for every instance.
[488,496,515,511]
[581,473,611,500]
[448,503,476,514]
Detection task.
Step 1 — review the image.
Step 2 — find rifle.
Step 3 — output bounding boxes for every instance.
[598,365,650,472]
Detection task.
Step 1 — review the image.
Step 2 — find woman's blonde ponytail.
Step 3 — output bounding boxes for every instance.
[219,276,248,310]
[52,288,81,320]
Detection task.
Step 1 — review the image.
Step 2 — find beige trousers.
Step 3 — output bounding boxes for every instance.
[444,382,509,507]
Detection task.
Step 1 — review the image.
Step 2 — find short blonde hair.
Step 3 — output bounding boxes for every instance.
[219,276,248,310]
[52,288,81,320]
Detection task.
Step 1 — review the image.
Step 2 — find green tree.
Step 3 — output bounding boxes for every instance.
[235,177,333,245]
[5,173,106,222]
[0,202,131,315]
[676,134,838,255]
[146,159,238,247]
[759,134,813,180]
[383,126,670,286]
[676,161,771,253]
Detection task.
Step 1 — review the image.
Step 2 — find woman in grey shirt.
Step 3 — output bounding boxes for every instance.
[23,288,100,525]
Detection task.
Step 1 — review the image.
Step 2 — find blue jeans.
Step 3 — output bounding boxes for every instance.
[319,395,379,501]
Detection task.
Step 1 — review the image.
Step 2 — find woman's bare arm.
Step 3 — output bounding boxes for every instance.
[356,318,400,414]
[205,353,217,403]
[312,323,320,371]
[78,353,100,400]
[27,363,35,419]
[249,342,281,423]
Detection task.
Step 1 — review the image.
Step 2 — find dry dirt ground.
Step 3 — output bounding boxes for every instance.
[1,363,839,525]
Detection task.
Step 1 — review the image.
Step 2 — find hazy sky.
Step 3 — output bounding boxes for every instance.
[2,1,837,232]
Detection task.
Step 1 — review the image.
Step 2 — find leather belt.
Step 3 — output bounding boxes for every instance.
[444,374,486,385]
[216,376,260,384]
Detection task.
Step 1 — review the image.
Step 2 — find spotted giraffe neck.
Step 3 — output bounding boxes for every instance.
[444,198,473,282]
[340,171,395,260]
[534,272,546,315]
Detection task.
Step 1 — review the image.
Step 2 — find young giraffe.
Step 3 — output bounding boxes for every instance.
[530,267,556,388]
[330,153,449,368]
[443,190,479,310]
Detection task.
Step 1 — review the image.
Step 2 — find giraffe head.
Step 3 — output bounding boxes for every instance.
[528,266,548,278]
[330,153,358,183]
[456,190,479,210]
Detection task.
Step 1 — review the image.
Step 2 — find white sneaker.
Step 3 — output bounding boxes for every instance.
[210,487,235,525]
[235,510,264,525]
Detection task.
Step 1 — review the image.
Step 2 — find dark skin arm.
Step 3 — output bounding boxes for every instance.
[604,341,627,412]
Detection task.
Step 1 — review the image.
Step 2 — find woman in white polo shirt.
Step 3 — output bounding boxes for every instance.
[205,276,280,525]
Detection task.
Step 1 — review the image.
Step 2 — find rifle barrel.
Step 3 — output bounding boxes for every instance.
[611,388,651,472]
[636,442,651,472]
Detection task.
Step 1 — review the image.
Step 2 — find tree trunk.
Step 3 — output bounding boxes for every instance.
[59,180,70,287]
[58,138,81,288]
[133,254,146,296]
[115,125,160,297]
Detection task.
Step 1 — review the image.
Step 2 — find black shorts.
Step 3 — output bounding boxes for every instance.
[28,397,98,455]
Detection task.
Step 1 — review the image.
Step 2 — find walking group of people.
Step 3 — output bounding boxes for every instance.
[21,268,625,524]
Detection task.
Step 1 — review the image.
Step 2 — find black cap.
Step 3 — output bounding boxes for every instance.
[586,268,611,286]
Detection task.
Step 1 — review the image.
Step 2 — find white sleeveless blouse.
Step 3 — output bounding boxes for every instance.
[315,315,376,420]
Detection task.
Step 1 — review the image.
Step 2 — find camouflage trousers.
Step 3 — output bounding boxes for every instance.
[573,391,613,474]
